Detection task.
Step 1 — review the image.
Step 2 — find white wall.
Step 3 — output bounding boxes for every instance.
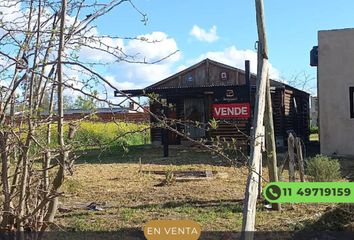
[318,28,354,156]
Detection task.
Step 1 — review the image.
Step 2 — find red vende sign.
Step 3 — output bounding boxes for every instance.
[212,103,251,119]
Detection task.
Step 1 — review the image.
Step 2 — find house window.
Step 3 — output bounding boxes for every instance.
[350,87,354,119]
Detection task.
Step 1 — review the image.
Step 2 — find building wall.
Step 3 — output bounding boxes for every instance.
[144,59,309,147]
[310,96,318,127]
[318,29,354,156]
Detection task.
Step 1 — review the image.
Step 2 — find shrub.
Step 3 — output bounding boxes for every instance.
[310,126,319,134]
[306,155,341,182]
[75,121,150,147]
[164,169,175,186]
[33,121,150,155]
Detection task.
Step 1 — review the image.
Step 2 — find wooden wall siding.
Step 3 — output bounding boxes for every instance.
[149,87,309,145]
[249,76,258,86]
[272,89,284,137]
[209,120,249,148]
[143,59,310,145]
[195,65,208,86]
[175,99,184,142]
[146,59,250,90]
[150,64,207,89]
[150,102,162,143]
[150,98,186,144]
[250,89,284,143]
[284,89,294,116]
[282,88,310,142]
[184,98,206,139]
[209,121,248,138]
[209,63,242,86]
[204,95,213,124]
[283,89,295,139]
[294,94,310,141]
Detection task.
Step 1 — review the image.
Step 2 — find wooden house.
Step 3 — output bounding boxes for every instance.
[116,59,310,150]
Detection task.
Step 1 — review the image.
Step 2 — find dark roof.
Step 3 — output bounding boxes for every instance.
[117,58,309,96]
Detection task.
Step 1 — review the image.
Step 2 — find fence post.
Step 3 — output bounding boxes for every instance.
[295,137,305,182]
[288,133,295,182]
[258,127,265,199]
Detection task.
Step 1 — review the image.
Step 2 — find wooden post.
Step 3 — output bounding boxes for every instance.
[258,151,263,199]
[264,72,281,210]
[258,126,265,199]
[277,152,288,181]
[288,133,295,182]
[241,1,269,237]
[295,137,305,182]
[241,60,268,240]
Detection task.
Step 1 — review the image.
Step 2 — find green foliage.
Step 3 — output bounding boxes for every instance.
[164,168,175,186]
[63,95,74,110]
[73,91,98,110]
[208,118,219,130]
[35,121,149,150]
[310,126,319,134]
[73,121,149,147]
[306,155,341,182]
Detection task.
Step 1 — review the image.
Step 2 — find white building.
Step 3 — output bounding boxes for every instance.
[316,28,354,157]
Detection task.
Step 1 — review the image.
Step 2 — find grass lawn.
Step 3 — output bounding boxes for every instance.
[56,145,353,232]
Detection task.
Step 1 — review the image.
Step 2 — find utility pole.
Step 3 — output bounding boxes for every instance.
[242,0,277,238]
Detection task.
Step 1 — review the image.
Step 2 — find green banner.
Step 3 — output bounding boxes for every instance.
[263,182,354,203]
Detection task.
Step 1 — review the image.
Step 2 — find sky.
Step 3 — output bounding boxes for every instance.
[2,0,354,100]
[83,0,354,96]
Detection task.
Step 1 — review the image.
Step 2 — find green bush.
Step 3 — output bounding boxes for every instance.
[306,155,341,182]
[310,126,319,134]
[74,121,149,147]
[35,121,149,149]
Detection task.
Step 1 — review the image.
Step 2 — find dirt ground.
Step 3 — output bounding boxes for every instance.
[56,145,353,233]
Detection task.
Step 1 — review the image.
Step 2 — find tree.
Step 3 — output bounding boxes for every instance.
[0,0,167,234]
[0,0,277,236]
[63,95,74,110]
[73,93,98,110]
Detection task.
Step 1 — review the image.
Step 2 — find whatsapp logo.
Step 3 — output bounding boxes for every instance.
[264,184,281,201]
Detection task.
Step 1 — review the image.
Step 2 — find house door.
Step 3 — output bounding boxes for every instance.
[184,98,206,139]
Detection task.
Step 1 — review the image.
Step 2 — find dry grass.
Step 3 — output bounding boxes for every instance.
[56,145,350,232]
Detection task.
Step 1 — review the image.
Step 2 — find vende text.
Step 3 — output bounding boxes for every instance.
[212,103,250,119]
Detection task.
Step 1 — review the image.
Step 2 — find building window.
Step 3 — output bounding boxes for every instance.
[350,87,354,119]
